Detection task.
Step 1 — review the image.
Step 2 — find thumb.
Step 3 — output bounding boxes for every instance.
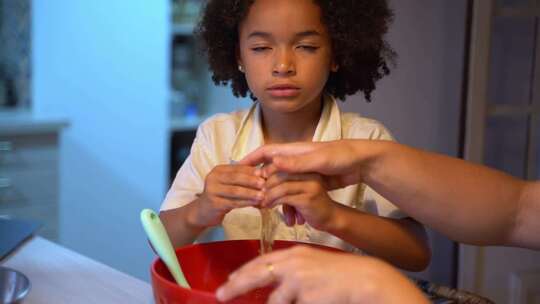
[238,146,274,166]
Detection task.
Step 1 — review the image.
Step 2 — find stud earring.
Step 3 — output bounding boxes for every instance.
[238,65,244,72]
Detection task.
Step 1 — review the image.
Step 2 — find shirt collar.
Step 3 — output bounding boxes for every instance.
[230,95,343,161]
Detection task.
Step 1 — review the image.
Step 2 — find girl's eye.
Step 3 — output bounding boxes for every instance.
[251,47,271,52]
[298,45,319,52]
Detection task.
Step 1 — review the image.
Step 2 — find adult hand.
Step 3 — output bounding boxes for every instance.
[216,246,429,304]
[239,140,371,190]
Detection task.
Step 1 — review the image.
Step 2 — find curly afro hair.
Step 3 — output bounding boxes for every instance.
[195,0,396,102]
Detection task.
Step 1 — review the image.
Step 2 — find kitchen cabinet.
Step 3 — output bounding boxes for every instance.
[0,114,68,242]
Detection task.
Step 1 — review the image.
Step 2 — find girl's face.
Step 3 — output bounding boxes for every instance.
[238,0,336,114]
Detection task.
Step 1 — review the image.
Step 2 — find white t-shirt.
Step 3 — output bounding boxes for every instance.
[161,95,405,252]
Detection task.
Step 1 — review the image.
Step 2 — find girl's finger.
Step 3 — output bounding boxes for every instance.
[262,163,280,178]
[265,172,321,189]
[268,194,307,213]
[222,164,264,176]
[219,171,266,190]
[211,197,259,213]
[283,204,297,226]
[263,181,304,208]
[231,199,261,209]
[214,184,264,201]
[296,211,306,225]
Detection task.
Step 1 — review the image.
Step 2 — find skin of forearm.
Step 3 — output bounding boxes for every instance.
[159,200,207,247]
[325,204,431,271]
[351,257,431,304]
[358,141,527,247]
[513,181,540,249]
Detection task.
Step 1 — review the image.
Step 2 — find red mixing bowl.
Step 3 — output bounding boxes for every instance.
[151,239,340,304]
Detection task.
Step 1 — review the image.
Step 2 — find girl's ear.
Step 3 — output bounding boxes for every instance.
[237,58,245,73]
[236,47,245,73]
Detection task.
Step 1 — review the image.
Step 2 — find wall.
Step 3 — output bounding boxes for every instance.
[32,0,168,281]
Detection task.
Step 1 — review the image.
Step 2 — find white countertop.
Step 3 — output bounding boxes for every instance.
[1,237,152,303]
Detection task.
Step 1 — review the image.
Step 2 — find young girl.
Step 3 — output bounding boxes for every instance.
[160,0,430,271]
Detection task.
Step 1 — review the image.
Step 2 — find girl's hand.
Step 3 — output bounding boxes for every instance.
[262,171,338,231]
[189,164,266,228]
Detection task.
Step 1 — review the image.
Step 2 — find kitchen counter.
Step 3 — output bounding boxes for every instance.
[1,237,152,303]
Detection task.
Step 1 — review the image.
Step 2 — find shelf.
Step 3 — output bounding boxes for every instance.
[172,23,195,36]
[0,112,69,135]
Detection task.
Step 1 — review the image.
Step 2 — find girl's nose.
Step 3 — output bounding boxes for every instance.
[272,51,296,76]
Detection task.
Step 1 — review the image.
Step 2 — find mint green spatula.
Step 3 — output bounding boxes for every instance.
[140,209,191,288]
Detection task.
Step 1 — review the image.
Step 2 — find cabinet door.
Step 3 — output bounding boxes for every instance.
[0,133,59,241]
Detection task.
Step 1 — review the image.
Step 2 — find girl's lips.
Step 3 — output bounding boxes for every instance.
[267,87,301,98]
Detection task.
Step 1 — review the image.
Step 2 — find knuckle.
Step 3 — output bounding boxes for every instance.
[228,174,239,184]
